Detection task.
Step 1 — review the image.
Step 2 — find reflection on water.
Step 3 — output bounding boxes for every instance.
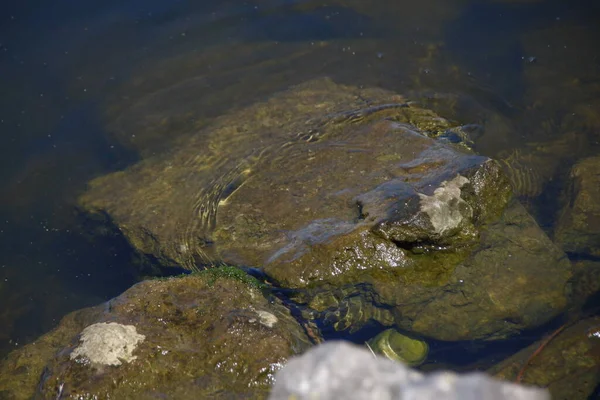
[0,0,599,372]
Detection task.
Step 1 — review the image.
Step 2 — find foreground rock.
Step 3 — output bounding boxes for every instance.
[0,268,310,399]
[489,316,600,400]
[554,155,600,258]
[269,341,549,400]
[80,78,571,341]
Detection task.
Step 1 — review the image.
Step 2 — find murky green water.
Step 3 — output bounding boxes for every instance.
[0,0,599,375]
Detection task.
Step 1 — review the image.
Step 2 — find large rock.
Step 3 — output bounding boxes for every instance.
[293,198,571,341]
[554,156,600,257]
[269,341,549,400]
[80,78,571,340]
[0,268,310,399]
[79,78,469,271]
[489,316,600,400]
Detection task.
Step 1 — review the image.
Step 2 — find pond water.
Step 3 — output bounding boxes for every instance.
[0,0,599,374]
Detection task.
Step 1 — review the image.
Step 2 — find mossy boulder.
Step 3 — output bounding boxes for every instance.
[0,269,311,399]
[79,78,571,341]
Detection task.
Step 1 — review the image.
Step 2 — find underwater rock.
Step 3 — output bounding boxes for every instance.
[494,131,585,199]
[302,284,395,334]
[400,199,570,341]
[568,260,600,311]
[489,316,600,400]
[269,341,550,400]
[554,155,600,258]
[80,78,571,341]
[366,328,429,366]
[79,78,468,271]
[0,268,310,400]
[103,41,336,156]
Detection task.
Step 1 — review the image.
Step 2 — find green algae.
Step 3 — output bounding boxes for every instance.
[197,265,268,290]
[149,266,267,290]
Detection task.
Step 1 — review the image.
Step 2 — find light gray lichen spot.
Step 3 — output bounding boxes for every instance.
[70,322,146,366]
[256,310,278,328]
[418,175,471,235]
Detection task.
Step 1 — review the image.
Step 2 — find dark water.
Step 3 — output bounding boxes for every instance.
[1,0,599,373]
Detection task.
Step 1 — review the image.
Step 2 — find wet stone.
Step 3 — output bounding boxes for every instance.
[79,78,571,341]
[0,269,311,400]
[554,155,600,258]
[489,316,600,400]
[568,260,600,310]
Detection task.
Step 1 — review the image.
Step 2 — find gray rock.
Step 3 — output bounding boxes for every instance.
[69,322,145,367]
[269,341,550,400]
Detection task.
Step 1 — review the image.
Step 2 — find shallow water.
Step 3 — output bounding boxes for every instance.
[0,0,599,371]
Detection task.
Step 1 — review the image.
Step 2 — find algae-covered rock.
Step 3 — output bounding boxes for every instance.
[489,316,600,400]
[301,284,395,334]
[0,268,311,399]
[300,196,569,342]
[79,78,461,270]
[554,156,600,257]
[398,199,571,341]
[80,78,571,341]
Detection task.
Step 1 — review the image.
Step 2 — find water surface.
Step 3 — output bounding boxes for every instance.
[1,0,599,364]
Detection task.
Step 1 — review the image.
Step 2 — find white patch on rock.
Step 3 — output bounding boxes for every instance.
[70,322,146,366]
[418,175,471,235]
[256,310,278,328]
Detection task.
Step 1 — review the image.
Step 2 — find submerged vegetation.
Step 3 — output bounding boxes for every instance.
[197,265,268,290]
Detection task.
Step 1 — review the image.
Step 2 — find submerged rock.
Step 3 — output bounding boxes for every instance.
[103,41,336,156]
[489,316,600,400]
[80,78,571,341]
[494,131,585,199]
[554,155,600,258]
[568,260,600,311]
[300,283,396,334]
[0,268,310,399]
